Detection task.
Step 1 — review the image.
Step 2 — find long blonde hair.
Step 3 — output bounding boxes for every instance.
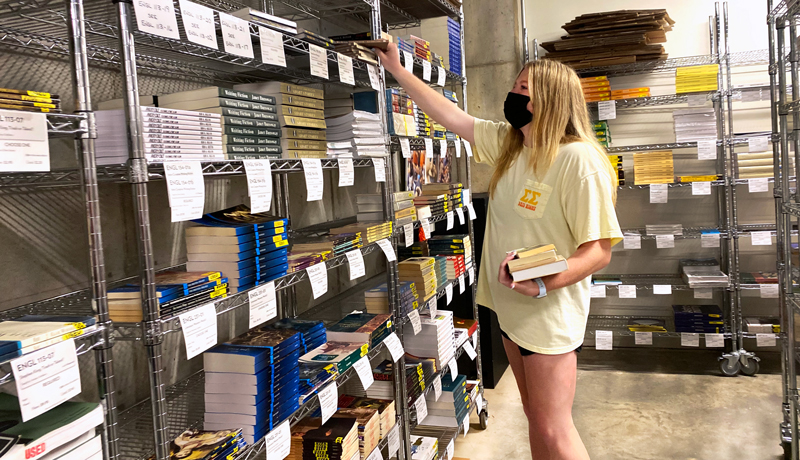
[488,59,617,204]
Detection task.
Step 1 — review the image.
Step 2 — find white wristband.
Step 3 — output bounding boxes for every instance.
[534,278,546,298]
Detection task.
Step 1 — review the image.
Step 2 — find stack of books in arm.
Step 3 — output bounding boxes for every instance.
[159,429,245,460]
[673,305,725,333]
[0,315,96,361]
[299,341,368,375]
[325,110,385,158]
[403,310,455,368]
[0,87,61,113]
[185,205,289,293]
[203,329,302,444]
[327,313,392,349]
[399,258,437,301]
[0,394,103,460]
[234,82,327,159]
[333,408,381,458]
[506,243,569,282]
[680,258,730,288]
[364,281,419,315]
[159,87,281,160]
[107,271,226,322]
[409,436,438,460]
[95,106,223,165]
[417,373,469,428]
[338,396,397,439]
[301,417,360,460]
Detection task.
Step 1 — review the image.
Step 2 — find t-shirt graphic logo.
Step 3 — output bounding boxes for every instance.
[518,188,541,211]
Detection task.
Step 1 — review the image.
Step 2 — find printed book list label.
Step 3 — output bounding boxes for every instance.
[180,0,218,49]
[595,330,613,350]
[179,303,218,359]
[243,159,272,213]
[264,421,291,460]
[346,249,366,280]
[749,178,769,193]
[402,51,414,73]
[598,100,616,120]
[366,446,384,460]
[456,207,465,225]
[400,138,411,158]
[219,12,254,58]
[447,211,454,230]
[656,234,675,249]
[463,341,477,360]
[408,309,422,335]
[681,333,700,347]
[618,284,637,298]
[635,331,652,345]
[433,375,443,401]
[623,233,641,249]
[427,298,437,318]
[306,263,328,299]
[368,65,381,91]
[446,284,453,304]
[388,424,401,458]
[338,158,354,187]
[701,233,720,248]
[308,44,329,79]
[259,26,286,67]
[437,66,446,86]
[377,239,396,262]
[133,0,180,40]
[337,53,355,85]
[373,157,386,182]
[649,184,668,203]
[248,281,277,329]
[448,358,458,380]
[301,158,324,201]
[697,139,717,160]
[424,138,434,158]
[454,140,462,158]
[458,274,465,294]
[12,339,80,421]
[422,60,432,81]
[705,333,725,348]
[403,223,414,247]
[318,382,338,424]
[414,396,428,424]
[0,109,49,172]
[384,332,404,362]
[353,356,375,389]
[165,161,205,222]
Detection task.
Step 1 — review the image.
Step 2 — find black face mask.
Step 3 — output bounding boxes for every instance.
[504,92,533,129]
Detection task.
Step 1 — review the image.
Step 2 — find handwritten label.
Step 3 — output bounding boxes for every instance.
[165,161,205,222]
[463,341,477,360]
[618,284,637,298]
[424,138,434,158]
[301,158,324,201]
[12,339,80,421]
[377,239,396,262]
[368,65,381,90]
[653,284,672,295]
[400,137,411,158]
[179,303,218,359]
[598,100,616,120]
[318,382,338,424]
[756,333,777,347]
[383,332,404,362]
[634,331,652,345]
[404,223,414,247]
[749,178,769,193]
[437,66,446,86]
[692,181,711,195]
[422,60,432,81]
[219,12,253,58]
[751,231,772,246]
[446,284,453,304]
[694,288,713,299]
[0,109,49,172]
[408,309,422,335]
[179,0,218,49]
[701,233,720,248]
[308,44,329,79]
[414,396,428,423]
[595,330,613,350]
[353,356,375,389]
[590,285,606,298]
[133,0,179,40]
[338,158,354,186]
[697,139,717,160]
[306,263,328,299]
[623,234,641,249]
[403,51,414,73]
[373,157,386,182]
[243,159,272,213]
[649,184,668,203]
[760,284,780,298]
[248,281,276,329]
[656,234,675,249]
[264,421,291,460]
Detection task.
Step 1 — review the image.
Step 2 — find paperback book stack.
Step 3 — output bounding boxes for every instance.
[333,41,380,65]
[356,192,417,223]
[673,108,717,143]
[299,362,337,404]
[108,271,226,322]
[414,194,447,220]
[405,356,437,405]
[736,150,790,179]
[399,257,438,301]
[594,121,612,148]
[414,102,432,138]
[268,318,327,353]
[397,37,415,58]
[409,436,439,460]
[289,420,320,460]
[419,17,462,75]
[203,329,302,444]
[403,309,455,368]
[300,341,368,375]
[626,318,668,332]
[231,8,296,34]
[432,256,448,289]
[645,224,682,235]
[364,281,419,316]
[612,87,651,100]
[162,429,245,460]
[0,394,104,460]
[399,241,425,259]
[333,408,381,457]
[386,89,417,137]
[680,258,730,287]
[291,233,362,258]
[633,151,674,185]
[158,86,281,159]
[418,373,469,428]
[0,315,97,362]
[326,110,385,158]
[297,28,335,49]
[673,305,725,333]
[338,396,397,439]
[507,243,569,282]
[301,417,360,460]
[287,251,328,274]
[398,35,432,62]
[327,313,392,349]
[95,107,223,164]
[185,205,289,292]
[580,76,610,103]
[0,87,61,113]
[330,221,393,244]
[427,234,470,259]
[235,82,327,158]
[676,64,719,94]
[397,191,416,226]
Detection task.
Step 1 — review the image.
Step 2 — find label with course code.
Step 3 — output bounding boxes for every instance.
[338,158,354,187]
[623,233,641,249]
[749,178,769,193]
[463,341,477,360]
[618,284,636,298]
[258,26,286,67]
[653,285,672,295]
[427,298,437,318]
[353,356,375,389]
[456,207,465,225]
[0,109,49,172]
[463,140,473,157]
[179,303,218,359]
[368,65,381,90]
[756,333,777,347]
[219,12,253,58]
[408,309,422,335]
[701,232,719,248]
[404,223,414,247]
[634,331,652,345]
[681,332,700,347]
[458,274,465,294]
[12,339,80,421]
[437,66,447,86]
[595,330,613,350]
[422,60,432,81]
[388,424,401,457]
[449,358,458,380]
[590,285,606,298]
[346,250,365,280]
[306,263,328,299]
[377,239,396,262]
[179,0,218,49]
[318,382,338,424]
[692,181,711,195]
[447,211,454,230]
[243,159,272,213]
[424,138,434,158]
[705,333,725,348]
[751,231,772,246]
[656,234,675,249]
[133,0,180,39]
[165,161,205,222]
[248,281,276,329]
[697,139,717,160]
[373,157,386,182]
[308,44,329,79]
[400,137,411,158]
[337,53,355,85]
[403,51,414,73]
[433,375,443,401]
[598,100,616,120]
[454,140,462,158]
[264,420,291,460]
[649,184,668,203]
[384,332,404,362]
[414,396,428,423]
[301,158,324,201]
[446,284,453,304]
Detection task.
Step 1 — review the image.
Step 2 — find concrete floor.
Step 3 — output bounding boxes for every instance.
[454,349,786,460]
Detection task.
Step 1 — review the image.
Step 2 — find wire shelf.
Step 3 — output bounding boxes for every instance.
[593,274,730,291]
[618,227,726,239]
[617,180,725,190]
[607,142,699,153]
[585,315,732,339]
[587,93,711,109]
[408,343,465,427]
[396,52,465,84]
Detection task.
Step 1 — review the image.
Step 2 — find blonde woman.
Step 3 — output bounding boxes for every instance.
[377,44,622,459]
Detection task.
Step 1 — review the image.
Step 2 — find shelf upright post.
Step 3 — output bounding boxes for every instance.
[66,0,119,458]
[113,2,170,459]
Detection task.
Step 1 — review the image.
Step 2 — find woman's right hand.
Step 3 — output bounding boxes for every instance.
[374,42,402,74]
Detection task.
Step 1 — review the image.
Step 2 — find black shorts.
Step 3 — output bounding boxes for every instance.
[500,329,582,356]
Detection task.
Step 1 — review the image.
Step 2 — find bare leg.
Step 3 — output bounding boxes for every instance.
[502,337,537,452]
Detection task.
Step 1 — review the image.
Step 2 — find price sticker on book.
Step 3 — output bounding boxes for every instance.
[701,232,720,248]
[264,420,291,460]
[595,330,613,350]
[634,331,652,345]
[446,284,453,305]
[692,181,711,195]
[179,303,218,359]
[597,100,616,120]
[463,140,473,157]
[345,249,365,280]
[365,446,384,460]
[12,339,80,421]
[656,234,675,249]
[437,66,447,86]
[590,285,606,298]
[180,0,218,49]
[421,218,432,239]
[400,137,411,158]
[301,158,324,201]
[705,333,725,348]
[751,231,773,246]
[388,424,401,457]
[649,184,668,203]
[760,284,780,298]
[133,0,179,39]
[308,43,329,79]
[454,140,462,158]
[446,211,454,230]
[306,263,328,299]
[373,157,386,182]
[422,60,432,81]
[338,158,354,187]
[749,137,769,152]
[757,333,777,347]
[377,239,396,262]
[468,266,475,286]
[697,139,717,160]
[408,309,422,335]
[403,223,414,247]
[258,26,286,67]
[463,340,477,360]
[456,207,465,225]
[243,159,273,213]
[433,375,443,401]
[694,288,713,299]
[749,178,769,193]
[384,332,404,362]
[367,64,381,91]
[0,109,49,172]
[219,12,254,58]
[458,274,465,294]
[248,281,277,329]
[653,284,672,295]
[681,332,700,347]
[448,357,458,380]
[414,395,428,423]
[318,382,338,424]
[402,50,414,73]
[621,233,641,250]
[427,298,437,318]
[165,161,205,222]
[424,138,434,158]
[618,284,637,299]
[353,355,375,390]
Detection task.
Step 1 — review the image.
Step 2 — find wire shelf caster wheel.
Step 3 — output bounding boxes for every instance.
[478,409,488,430]
[720,357,740,376]
[740,356,760,376]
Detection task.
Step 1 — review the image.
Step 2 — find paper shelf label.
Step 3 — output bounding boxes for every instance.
[403,223,414,247]
[598,100,616,120]
[165,161,205,222]
[468,267,475,286]
[248,281,276,329]
[338,158,354,187]
[634,331,652,345]
[448,358,458,380]
[384,332,404,362]
[402,51,414,73]
[0,109,49,172]
[388,424,401,457]
[653,284,672,295]
[308,44,329,79]
[749,178,769,193]
[681,332,700,347]
[422,60,432,81]
[751,231,772,246]
[414,396,428,423]
[437,66,446,86]
[219,12,253,58]
[458,274,465,294]
[649,184,668,203]
[180,0,218,49]
[656,234,675,249]
[446,284,453,304]
[464,141,473,157]
[748,137,769,152]
[179,303,218,359]
[590,285,606,298]
[367,64,381,90]
[618,284,637,298]
[433,375,443,401]
[424,138,434,158]
[353,355,375,389]
[337,53,355,85]
[408,309,422,335]
[623,234,641,249]
[705,333,725,348]
[301,158,324,201]
[373,157,386,182]
[12,339,80,421]
[447,211,454,230]
[318,382,338,424]
[694,288,713,299]
[400,138,411,158]
[454,140,462,158]
[306,263,328,299]
[377,239,396,262]
[456,207,465,225]
[463,341,477,360]
[427,298,437,319]
[421,218,432,239]
[701,233,719,248]
[258,26,286,67]
[756,333,777,347]
[243,159,272,213]
[697,139,717,160]
[760,284,779,298]
[595,330,613,350]
[264,420,291,460]
[133,0,180,40]
[692,181,711,195]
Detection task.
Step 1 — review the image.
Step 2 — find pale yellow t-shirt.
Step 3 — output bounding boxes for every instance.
[473,118,623,354]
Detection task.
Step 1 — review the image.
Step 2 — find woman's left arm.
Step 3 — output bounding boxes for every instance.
[498,239,612,297]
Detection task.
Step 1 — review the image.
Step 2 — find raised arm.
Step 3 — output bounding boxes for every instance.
[375,42,475,144]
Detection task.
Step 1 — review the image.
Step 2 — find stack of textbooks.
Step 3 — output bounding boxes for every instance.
[418,373,469,428]
[333,408,381,457]
[399,241,425,259]
[414,101,432,138]
[346,360,393,399]
[398,257,438,301]
[403,310,455,368]
[580,76,610,103]
[298,362,337,403]
[422,183,462,208]
[633,151,674,185]
[95,107,223,164]
[736,151,788,179]
[0,315,97,361]
[405,356,436,405]
[297,28,335,49]
[203,329,302,444]
[301,417,360,460]
[740,271,779,284]
[159,87,281,160]
[338,396,397,439]
[673,108,717,143]
[162,429,245,460]
[398,35,432,62]
[333,41,380,65]
[626,318,668,332]
[413,194,447,219]
[329,221,393,244]
[108,271,226,322]
[357,192,417,223]
[427,234,470,260]
[299,341,368,375]
[745,318,780,333]
[594,121,612,148]
[291,233,363,258]
[326,110,385,158]
[231,8,297,34]
[289,420,320,460]
[386,89,417,137]
[673,305,725,333]
[432,256,448,289]
[612,87,651,100]
[409,436,439,460]
[364,281,419,316]
[327,313,392,349]
[287,251,328,273]
[268,318,327,353]
[607,154,624,185]
[680,258,730,287]
[235,82,327,159]
[0,87,61,113]
[675,64,719,94]
[185,205,289,293]
[0,394,104,460]
[506,243,569,283]
[645,224,683,235]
